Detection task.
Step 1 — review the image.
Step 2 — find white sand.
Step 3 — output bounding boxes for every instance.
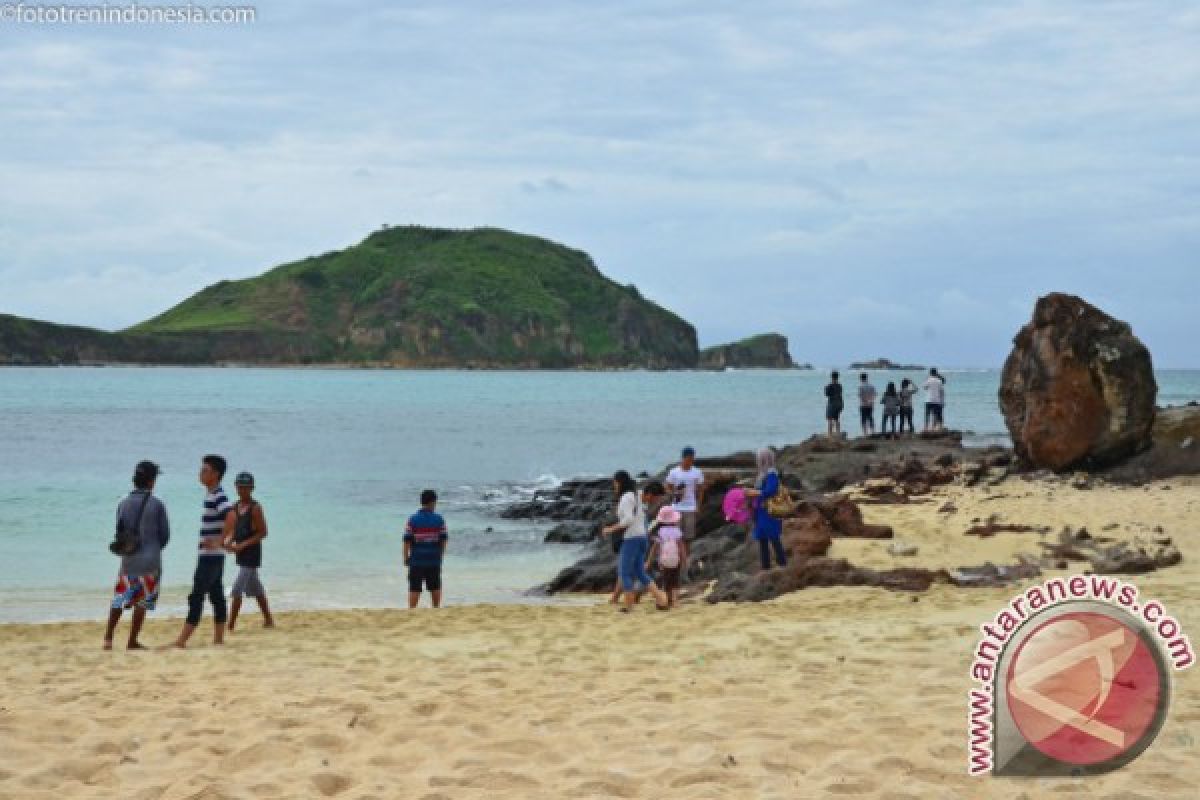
[1,477,1197,799]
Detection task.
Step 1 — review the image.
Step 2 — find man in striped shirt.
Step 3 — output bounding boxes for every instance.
[169,454,234,648]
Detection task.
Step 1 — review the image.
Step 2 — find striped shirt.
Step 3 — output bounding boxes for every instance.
[199,485,233,557]
[404,510,448,569]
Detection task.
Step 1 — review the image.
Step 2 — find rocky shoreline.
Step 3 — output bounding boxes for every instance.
[502,413,1196,603]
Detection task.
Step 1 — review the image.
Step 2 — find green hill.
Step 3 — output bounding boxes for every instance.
[1,226,699,368]
[130,226,697,368]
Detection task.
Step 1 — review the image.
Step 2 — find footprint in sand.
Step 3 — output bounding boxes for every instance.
[408,701,439,718]
[304,732,348,752]
[823,776,880,795]
[310,771,353,797]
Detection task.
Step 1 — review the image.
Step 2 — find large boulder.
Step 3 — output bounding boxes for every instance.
[999,293,1156,470]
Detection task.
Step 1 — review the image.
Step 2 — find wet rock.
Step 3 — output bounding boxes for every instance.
[533,542,617,593]
[706,558,942,603]
[543,521,599,544]
[999,293,1157,471]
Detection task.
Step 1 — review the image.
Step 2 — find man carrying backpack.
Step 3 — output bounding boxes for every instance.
[104,460,170,650]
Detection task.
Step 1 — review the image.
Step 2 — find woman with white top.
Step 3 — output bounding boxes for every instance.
[601,470,668,613]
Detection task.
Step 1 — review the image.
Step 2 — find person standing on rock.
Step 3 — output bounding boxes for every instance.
[601,471,668,613]
[858,373,878,436]
[824,371,844,437]
[881,382,901,439]
[666,447,705,546]
[743,449,787,570]
[923,368,946,432]
[899,378,918,435]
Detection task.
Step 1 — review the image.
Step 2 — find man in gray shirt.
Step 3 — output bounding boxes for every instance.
[104,460,170,650]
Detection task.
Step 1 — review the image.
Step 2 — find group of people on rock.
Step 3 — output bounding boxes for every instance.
[600,445,787,612]
[104,456,274,650]
[824,367,948,439]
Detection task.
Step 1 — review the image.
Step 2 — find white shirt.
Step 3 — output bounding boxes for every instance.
[858,383,877,408]
[616,491,646,538]
[924,376,945,404]
[666,465,705,512]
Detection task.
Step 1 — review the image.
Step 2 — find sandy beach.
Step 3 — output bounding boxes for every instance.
[2,476,1197,799]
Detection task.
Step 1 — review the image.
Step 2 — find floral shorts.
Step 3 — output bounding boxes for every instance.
[112,572,160,611]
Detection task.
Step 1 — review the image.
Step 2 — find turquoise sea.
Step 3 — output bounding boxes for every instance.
[1,367,1197,622]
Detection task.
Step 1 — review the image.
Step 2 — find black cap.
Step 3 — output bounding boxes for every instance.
[134,461,161,480]
[234,471,255,487]
[682,446,695,458]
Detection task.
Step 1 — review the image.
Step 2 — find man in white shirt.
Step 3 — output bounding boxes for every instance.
[923,368,946,432]
[666,446,705,543]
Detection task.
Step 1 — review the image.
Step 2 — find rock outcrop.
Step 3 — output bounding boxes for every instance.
[999,293,1156,471]
[699,333,803,369]
[1101,405,1200,483]
[849,358,924,371]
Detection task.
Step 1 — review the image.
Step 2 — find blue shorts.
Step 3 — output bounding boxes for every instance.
[618,536,654,592]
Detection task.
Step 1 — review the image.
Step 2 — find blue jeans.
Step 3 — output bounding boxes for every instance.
[758,537,787,570]
[618,536,654,592]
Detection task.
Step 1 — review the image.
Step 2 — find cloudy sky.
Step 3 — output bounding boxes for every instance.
[2,1,1198,366]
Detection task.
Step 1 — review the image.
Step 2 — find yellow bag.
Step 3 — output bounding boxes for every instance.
[765,479,797,519]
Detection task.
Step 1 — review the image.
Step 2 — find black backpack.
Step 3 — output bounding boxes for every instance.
[110,492,152,557]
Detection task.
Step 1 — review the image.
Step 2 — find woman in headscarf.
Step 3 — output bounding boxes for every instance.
[601,470,668,612]
[743,448,787,570]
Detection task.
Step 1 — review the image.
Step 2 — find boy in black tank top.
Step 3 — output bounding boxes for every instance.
[224,471,275,630]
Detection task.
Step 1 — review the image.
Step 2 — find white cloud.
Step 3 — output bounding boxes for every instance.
[0,0,1197,364]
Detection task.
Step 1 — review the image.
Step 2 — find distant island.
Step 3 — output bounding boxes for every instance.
[849,358,926,371]
[699,334,810,370]
[2,226,706,369]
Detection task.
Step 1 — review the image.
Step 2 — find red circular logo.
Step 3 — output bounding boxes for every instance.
[1005,611,1163,766]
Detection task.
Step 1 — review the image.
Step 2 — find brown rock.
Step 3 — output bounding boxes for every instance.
[780,514,834,559]
[816,496,894,539]
[964,522,1038,537]
[999,293,1156,471]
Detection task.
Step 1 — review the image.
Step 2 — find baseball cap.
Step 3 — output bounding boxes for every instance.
[133,460,161,480]
[681,446,696,458]
[234,471,255,487]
